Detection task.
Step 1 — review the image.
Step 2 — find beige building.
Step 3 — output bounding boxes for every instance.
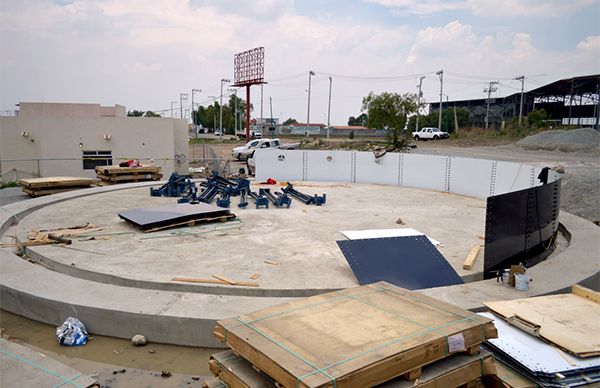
[0,102,188,182]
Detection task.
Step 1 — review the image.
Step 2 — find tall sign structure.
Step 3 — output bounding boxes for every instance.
[233,47,266,142]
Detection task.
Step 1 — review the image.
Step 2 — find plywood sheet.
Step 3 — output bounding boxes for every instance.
[215,282,497,388]
[95,165,161,175]
[337,235,462,290]
[484,288,600,357]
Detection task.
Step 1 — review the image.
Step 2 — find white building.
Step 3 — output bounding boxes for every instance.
[0,102,188,182]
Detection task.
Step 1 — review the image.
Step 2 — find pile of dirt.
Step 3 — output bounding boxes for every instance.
[517,128,600,152]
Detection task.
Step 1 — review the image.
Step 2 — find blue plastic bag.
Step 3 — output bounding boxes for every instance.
[56,317,88,346]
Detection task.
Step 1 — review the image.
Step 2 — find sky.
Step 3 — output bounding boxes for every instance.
[1,0,599,125]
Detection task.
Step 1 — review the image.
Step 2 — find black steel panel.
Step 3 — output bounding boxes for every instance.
[484,179,561,278]
[118,203,230,230]
[337,235,463,290]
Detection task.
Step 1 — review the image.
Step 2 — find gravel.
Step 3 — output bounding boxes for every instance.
[517,128,600,152]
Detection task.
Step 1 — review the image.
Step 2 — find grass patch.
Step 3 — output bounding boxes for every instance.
[0,181,18,189]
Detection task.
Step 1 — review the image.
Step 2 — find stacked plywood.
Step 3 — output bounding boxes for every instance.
[209,282,498,388]
[18,176,96,197]
[95,165,162,184]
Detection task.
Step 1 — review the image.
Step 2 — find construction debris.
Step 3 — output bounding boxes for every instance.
[0,223,103,249]
[171,277,259,287]
[463,244,483,270]
[18,176,96,197]
[212,282,497,387]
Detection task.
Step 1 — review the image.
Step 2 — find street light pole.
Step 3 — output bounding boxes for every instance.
[436,70,444,130]
[220,78,230,138]
[191,88,201,138]
[327,76,332,140]
[515,76,525,126]
[180,93,188,119]
[306,70,315,136]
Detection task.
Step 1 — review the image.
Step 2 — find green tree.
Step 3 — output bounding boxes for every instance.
[283,118,298,125]
[127,110,144,117]
[527,109,548,128]
[348,113,368,126]
[362,92,418,147]
[408,108,469,133]
[144,111,160,117]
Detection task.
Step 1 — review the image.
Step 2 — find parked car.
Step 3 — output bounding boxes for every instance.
[412,127,449,140]
[214,129,223,136]
[232,138,299,161]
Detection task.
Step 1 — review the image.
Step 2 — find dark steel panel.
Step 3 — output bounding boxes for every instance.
[484,179,561,278]
[118,203,230,230]
[337,235,463,290]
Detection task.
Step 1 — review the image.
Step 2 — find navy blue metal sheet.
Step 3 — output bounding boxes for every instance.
[484,179,561,278]
[337,235,463,290]
[118,203,230,230]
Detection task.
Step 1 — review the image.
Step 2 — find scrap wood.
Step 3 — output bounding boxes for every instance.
[212,274,237,285]
[463,244,482,270]
[249,273,261,280]
[264,260,280,265]
[171,277,259,287]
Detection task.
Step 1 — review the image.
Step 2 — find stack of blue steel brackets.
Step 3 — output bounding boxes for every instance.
[336,235,463,290]
[480,313,600,387]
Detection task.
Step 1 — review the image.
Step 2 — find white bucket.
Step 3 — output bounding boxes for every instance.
[515,273,530,291]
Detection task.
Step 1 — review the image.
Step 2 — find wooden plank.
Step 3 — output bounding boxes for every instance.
[95,165,161,175]
[572,284,600,304]
[212,274,238,285]
[484,290,600,357]
[22,187,87,197]
[462,244,482,270]
[210,349,495,388]
[97,173,163,182]
[214,282,497,388]
[483,360,536,388]
[18,176,95,189]
[172,277,259,288]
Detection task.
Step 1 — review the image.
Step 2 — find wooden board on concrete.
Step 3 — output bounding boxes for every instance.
[484,285,600,358]
[463,244,482,270]
[210,349,495,388]
[22,187,84,197]
[215,282,497,388]
[97,173,163,182]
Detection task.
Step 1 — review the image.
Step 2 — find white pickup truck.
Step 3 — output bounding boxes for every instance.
[232,138,299,161]
[411,127,449,141]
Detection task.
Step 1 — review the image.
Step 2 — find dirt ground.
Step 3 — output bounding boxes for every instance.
[193,137,599,224]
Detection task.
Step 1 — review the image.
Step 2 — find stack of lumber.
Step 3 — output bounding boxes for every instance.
[208,281,498,388]
[18,176,95,197]
[482,285,600,387]
[95,165,162,184]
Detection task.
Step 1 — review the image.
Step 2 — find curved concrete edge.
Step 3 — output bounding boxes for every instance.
[0,181,163,236]
[417,211,600,310]
[23,246,342,298]
[0,250,294,347]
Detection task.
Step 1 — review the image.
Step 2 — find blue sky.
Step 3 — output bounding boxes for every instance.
[1,0,599,124]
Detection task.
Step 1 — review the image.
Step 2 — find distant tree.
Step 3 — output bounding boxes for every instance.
[347,113,368,126]
[144,111,161,117]
[283,118,298,125]
[409,107,469,133]
[527,109,548,128]
[127,110,144,117]
[362,92,418,148]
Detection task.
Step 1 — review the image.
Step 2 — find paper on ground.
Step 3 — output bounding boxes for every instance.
[340,228,441,246]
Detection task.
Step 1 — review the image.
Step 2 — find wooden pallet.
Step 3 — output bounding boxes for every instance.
[97,173,163,182]
[210,349,495,388]
[19,176,96,197]
[483,360,536,388]
[214,282,497,388]
[95,165,161,176]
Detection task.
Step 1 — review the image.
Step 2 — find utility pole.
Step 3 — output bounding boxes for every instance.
[170,101,177,118]
[179,93,188,119]
[484,81,499,130]
[327,76,332,140]
[306,70,315,136]
[228,88,238,134]
[416,76,425,131]
[191,88,201,138]
[269,96,273,135]
[515,76,525,126]
[220,78,230,138]
[436,70,444,130]
[208,96,217,133]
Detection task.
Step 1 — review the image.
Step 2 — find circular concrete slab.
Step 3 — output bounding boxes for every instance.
[16,182,486,297]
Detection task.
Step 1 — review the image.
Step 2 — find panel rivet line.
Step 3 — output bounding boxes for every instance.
[351,152,357,183]
[397,154,404,186]
[302,151,308,181]
[489,161,498,197]
[444,156,452,192]
[529,167,536,187]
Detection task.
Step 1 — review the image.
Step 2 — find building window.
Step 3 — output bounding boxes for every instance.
[83,150,112,170]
